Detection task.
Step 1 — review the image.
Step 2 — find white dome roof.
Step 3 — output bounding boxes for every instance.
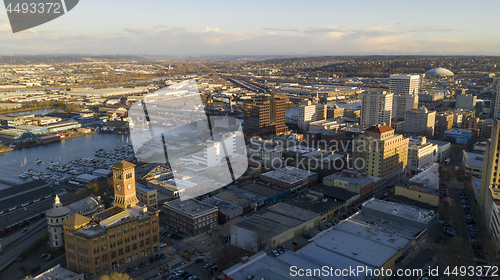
[425,67,454,76]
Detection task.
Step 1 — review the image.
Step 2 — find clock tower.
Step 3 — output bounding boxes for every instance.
[112,161,139,209]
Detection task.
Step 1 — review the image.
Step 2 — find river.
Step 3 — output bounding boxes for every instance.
[0,133,131,190]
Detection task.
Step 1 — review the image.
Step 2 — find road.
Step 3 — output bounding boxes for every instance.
[0,219,48,272]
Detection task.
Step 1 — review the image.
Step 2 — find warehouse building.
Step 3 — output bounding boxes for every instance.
[231,203,319,252]
[0,180,55,214]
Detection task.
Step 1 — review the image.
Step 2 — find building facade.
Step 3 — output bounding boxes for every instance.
[407,136,438,175]
[162,199,218,235]
[389,74,420,96]
[404,107,436,137]
[360,90,393,127]
[63,161,160,277]
[243,94,288,137]
[353,125,409,195]
[478,119,500,256]
[297,100,327,132]
[393,94,419,120]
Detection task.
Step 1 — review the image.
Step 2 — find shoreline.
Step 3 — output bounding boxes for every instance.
[0,130,125,154]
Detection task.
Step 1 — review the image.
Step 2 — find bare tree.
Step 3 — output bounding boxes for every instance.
[99,272,132,280]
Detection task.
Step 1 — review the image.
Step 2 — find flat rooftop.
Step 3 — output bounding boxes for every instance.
[408,163,439,191]
[324,172,373,186]
[284,145,317,154]
[233,216,291,238]
[224,251,319,280]
[261,166,316,185]
[307,217,414,268]
[267,203,318,222]
[286,198,344,214]
[165,198,217,216]
[362,198,436,224]
[202,197,241,214]
[464,151,484,167]
[33,264,83,280]
[242,183,283,197]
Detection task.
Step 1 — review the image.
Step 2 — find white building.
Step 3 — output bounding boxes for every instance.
[407,136,438,174]
[404,107,436,137]
[389,74,420,96]
[462,151,484,178]
[191,131,243,168]
[360,90,393,127]
[298,100,327,131]
[456,94,477,111]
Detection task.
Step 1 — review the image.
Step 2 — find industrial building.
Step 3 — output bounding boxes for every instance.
[230,203,319,252]
[0,179,55,214]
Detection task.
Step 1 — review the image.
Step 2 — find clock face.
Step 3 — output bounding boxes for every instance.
[116,184,122,191]
[127,183,133,190]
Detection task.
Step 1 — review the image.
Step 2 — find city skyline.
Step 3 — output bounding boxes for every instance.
[1,0,500,55]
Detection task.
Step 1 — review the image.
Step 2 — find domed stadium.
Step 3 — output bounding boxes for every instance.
[424,67,454,77]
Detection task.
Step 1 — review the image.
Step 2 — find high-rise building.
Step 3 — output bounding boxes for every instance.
[243,94,288,137]
[353,125,409,194]
[63,161,160,277]
[479,119,500,254]
[390,74,420,120]
[297,100,327,132]
[389,74,420,96]
[392,94,419,119]
[491,86,500,119]
[404,107,436,137]
[360,91,393,127]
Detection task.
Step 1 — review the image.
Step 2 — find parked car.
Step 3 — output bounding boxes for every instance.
[195,258,203,263]
[272,250,279,257]
[204,263,212,268]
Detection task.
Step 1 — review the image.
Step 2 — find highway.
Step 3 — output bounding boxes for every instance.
[0,219,48,272]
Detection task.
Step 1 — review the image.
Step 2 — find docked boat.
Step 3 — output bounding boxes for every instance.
[19,174,29,179]
[35,159,43,164]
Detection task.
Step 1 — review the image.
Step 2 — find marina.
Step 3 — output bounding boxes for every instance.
[0,133,131,190]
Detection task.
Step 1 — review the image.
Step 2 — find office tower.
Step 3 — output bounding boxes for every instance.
[404,107,436,137]
[243,94,288,137]
[63,161,160,276]
[491,87,500,119]
[390,74,420,120]
[393,94,419,119]
[353,125,409,194]
[360,91,393,127]
[389,74,420,96]
[298,100,327,132]
[479,119,500,254]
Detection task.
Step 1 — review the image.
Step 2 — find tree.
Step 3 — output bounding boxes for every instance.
[100,272,132,280]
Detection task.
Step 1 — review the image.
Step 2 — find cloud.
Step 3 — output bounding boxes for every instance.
[0,14,494,56]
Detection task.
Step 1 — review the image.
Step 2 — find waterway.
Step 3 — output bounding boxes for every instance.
[0,133,130,190]
[0,108,59,118]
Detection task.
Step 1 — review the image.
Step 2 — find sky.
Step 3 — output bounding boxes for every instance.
[1,0,500,56]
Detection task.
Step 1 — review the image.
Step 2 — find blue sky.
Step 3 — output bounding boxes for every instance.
[1,0,499,55]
